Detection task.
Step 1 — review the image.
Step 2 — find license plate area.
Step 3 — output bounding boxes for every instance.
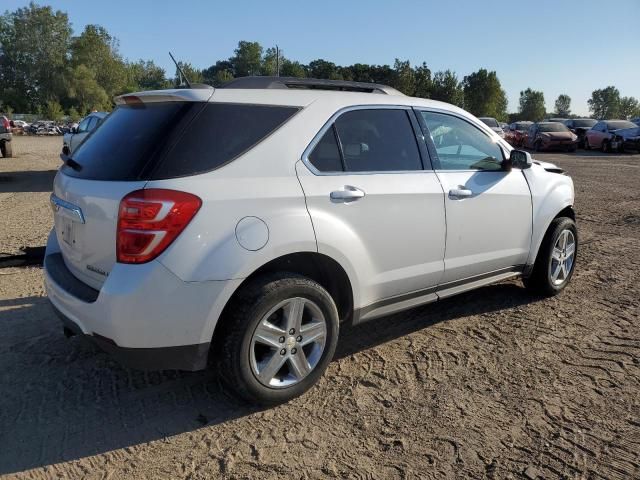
[61,217,76,246]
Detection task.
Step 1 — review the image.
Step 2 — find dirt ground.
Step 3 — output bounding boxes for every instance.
[0,136,638,479]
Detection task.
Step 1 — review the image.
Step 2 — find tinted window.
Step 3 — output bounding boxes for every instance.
[309,127,343,172]
[421,111,504,171]
[87,117,99,131]
[153,103,298,179]
[77,117,91,133]
[573,119,596,128]
[63,102,298,181]
[334,109,422,172]
[607,121,636,130]
[538,123,569,132]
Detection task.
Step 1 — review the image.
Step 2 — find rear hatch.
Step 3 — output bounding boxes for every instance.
[51,88,301,289]
[52,89,213,289]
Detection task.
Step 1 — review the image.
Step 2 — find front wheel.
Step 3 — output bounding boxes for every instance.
[524,217,578,296]
[584,137,591,150]
[602,140,610,153]
[217,274,339,405]
[0,141,12,158]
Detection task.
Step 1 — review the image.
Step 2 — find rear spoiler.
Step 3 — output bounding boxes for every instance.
[114,87,214,105]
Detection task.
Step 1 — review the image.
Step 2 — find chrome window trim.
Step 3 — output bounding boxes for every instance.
[301,104,429,176]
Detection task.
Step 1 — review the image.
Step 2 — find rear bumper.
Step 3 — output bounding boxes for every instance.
[51,301,210,370]
[44,230,242,371]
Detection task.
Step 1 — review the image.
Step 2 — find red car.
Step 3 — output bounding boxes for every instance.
[505,121,532,147]
[584,120,638,152]
[526,122,578,152]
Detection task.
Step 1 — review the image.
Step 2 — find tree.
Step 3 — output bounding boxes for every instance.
[519,88,546,121]
[44,100,64,121]
[413,62,432,99]
[126,60,167,91]
[0,3,71,111]
[174,62,203,86]
[619,96,640,119]
[67,106,81,122]
[308,59,342,80]
[390,59,415,96]
[281,60,306,78]
[462,69,508,120]
[588,86,620,119]
[230,41,263,77]
[70,25,128,98]
[554,94,571,117]
[67,64,110,113]
[430,70,464,107]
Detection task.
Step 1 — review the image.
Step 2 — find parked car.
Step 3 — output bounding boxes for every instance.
[584,120,638,152]
[0,115,13,158]
[62,112,108,155]
[611,126,640,152]
[562,118,597,148]
[45,77,578,404]
[631,117,640,126]
[478,117,505,138]
[505,121,533,147]
[526,122,578,152]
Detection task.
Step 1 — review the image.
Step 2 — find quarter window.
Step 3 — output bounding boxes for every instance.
[420,111,504,171]
[308,127,343,172]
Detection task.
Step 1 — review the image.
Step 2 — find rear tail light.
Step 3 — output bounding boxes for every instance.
[117,189,201,264]
[1,117,9,130]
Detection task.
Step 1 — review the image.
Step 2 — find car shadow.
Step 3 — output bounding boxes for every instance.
[0,281,541,474]
[0,169,57,193]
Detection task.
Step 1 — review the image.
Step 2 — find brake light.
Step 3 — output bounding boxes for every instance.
[1,117,9,129]
[117,189,201,264]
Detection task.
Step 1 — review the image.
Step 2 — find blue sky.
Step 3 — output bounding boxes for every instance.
[4,0,639,115]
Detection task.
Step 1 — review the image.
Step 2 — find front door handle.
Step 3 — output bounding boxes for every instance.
[448,187,473,199]
[330,185,365,202]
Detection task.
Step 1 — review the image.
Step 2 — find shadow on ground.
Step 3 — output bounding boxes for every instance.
[0,169,57,193]
[0,281,540,474]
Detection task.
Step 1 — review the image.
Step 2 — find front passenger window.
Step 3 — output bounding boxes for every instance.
[420,112,504,171]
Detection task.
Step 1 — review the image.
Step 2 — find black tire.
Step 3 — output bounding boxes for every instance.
[217,273,339,405]
[584,137,591,150]
[524,217,578,296]
[0,141,10,158]
[535,141,543,152]
[602,140,610,153]
[568,144,577,152]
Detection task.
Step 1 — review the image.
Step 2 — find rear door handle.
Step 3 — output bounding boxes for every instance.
[448,187,473,199]
[330,185,365,202]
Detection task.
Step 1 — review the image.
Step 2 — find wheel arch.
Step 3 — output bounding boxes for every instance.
[211,251,355,345]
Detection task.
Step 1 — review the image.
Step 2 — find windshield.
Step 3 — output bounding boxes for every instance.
[538,123,569,132]
[607,121,636,130]
[479,118,499,128]
[515,122,532,131]
[573,119,596,128]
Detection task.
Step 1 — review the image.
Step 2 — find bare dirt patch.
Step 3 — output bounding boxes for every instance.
[1,137,639,479]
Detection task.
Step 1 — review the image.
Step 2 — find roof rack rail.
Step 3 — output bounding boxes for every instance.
[219,76,403,95]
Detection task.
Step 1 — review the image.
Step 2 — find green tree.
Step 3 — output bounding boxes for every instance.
[67,64,110,113]
[261,47,279,76]
[70,25,128,98]
[519,88,546,121]
[202,60,234,86]
[44,100,64,121]
[554,94,571,117]
[280,60,306,78]
[67,106,81,122]
[308,59,342,80]
[413,62,432,99]
[391,59,416,96]
[230,41,263,76]
[174,62,203,86]
[430,70,464,107]
[619,96,639,119]
[126,60,167,91]
[0,3,71,111]
[462,69,508,120]
[588,86,620,119]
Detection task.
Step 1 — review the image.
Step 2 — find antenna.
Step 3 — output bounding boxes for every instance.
[276,45,280,77]
[169,51,192,89]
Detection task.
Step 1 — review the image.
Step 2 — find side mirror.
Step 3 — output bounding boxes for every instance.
[509,149,533,169]
[71,127,77,134]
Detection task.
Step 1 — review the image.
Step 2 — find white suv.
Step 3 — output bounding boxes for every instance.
[45,77,577,404]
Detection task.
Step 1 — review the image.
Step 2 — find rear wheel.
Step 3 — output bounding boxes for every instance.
[524,217,577,296]
[602,140,610,153]
[584,137,591,150]
[0,141,11,158]
[217,273,339,405]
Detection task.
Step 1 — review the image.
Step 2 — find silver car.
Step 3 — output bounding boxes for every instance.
[62,112,107,155]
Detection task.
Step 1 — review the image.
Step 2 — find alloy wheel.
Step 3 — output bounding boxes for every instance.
[250,297,327,388]
[549,229,576,286]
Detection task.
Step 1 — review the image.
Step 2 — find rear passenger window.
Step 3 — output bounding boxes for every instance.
[335,109,422,172]
[308,127,343,172]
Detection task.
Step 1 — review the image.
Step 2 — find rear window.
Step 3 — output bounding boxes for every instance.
[63,102,299,181]
[607,121,636,130]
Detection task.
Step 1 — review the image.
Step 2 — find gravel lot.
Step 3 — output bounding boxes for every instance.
[1,136,639,479]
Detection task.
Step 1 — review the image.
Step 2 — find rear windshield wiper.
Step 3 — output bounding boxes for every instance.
[60,153,82,172]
